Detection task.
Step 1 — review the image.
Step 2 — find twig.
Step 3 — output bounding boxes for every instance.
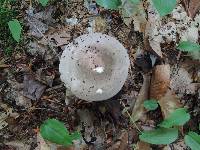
[29,0,32,8]
[121,101,142,133]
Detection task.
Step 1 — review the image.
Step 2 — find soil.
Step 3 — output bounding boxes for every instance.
[0,0,200,150]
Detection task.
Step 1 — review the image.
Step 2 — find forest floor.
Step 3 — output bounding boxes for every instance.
[0,0,200,150]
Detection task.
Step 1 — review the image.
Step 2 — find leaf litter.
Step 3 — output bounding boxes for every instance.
[0,0,200,149]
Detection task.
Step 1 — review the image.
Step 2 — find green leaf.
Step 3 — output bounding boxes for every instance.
[143,99,158,111]
[177,41,200,52]
[40,119,80,146]
[159,108,190,128]
[8,19,22,42]
[39,0,49,6]
[152,0,177,16]
[139,128,178,144]
[96,0,121,10]
[69,131,81,141]
[185,132,200,150]
[129,0,140,4]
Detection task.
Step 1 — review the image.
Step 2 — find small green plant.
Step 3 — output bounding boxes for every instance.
[139,108,190,144]
[177,41,200,52]
[143,99,158,111]
[177,41,200,60]
[151,0,177,16]
[158,108,190,128]
[8,19,22,42]
[95,0,177,17]
[139,127,178,144]
[184,131,200,150]
[96,0,121,10]
[0,0,22,53]
[39,0,49,6]
[40,119,81,147]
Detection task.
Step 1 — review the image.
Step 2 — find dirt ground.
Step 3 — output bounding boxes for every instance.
[0,0,200,150]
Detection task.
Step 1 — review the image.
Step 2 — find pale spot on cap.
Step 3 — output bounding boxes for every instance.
[93,67,104,73]
[96,88,103,94]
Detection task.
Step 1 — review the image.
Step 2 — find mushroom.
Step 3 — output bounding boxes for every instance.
[59,33,130,101]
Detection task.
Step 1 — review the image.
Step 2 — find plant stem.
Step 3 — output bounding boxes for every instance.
[121,101,142,133]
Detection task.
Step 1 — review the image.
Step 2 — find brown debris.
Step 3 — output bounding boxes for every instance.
[39,26,71,47]
[150,64,170,100]
[132,74,151,122]
[107,131,128,150]
[150,64,182,118]
[23,75,46,100]
[182,0,200,18]
[159,89,182,118]
[135,141,151,150]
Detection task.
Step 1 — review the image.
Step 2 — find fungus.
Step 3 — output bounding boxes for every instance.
[59,33,130,101]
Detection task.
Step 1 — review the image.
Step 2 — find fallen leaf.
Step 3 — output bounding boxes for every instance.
[35,133,51,150]
[23,75,46,100]
[27,41,47,56]
[0,112,8,130]
[0,64,10,68]
[94,16,108,33]
[144,1,163,58]
[25,7,55,38]
[149,64,182,118]
[107,131,128,150]
[182,0,200,18]
[131,74,151,122]
[4,141,31,150]
[135,141,151,150]
[170,67,196,94]
[0,103,19,130]
[121,0,147,32]
[84,0,98,15]
[159,90,182,118]
[0,103,19,119]
[39,26,71,47]
[150,64,170,100]
[163,139,187,150]
[36,68,55,87]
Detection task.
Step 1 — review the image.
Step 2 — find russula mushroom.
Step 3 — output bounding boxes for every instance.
[59,33,130,101]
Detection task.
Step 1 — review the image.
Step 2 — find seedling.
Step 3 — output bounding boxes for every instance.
[96,0,177,17]
[143,99,158,111]
[40,119,81,147]
[139,108,190,144]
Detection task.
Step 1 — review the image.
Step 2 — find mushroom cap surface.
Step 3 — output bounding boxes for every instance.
[59,33,130,101]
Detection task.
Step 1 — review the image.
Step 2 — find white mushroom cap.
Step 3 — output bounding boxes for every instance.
[59,33,130,101]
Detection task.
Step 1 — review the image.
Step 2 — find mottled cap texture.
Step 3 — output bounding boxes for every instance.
[59,33,130,101]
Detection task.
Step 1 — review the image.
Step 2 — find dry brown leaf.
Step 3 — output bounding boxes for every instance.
[159,89,182,118]
[150,64,170,100]
[107,131,128,150]
[144,2,163,58]
[23,75,46,100]
[39,26,71,47]
[0,103,19,130]
[170,67,196,94]
[149,64,181,118]
[135,141,151,150]
[5,141,31,150]
[162,139,186,150]
[131,74,151,122]
[94,16,107,33]
[182,0,200,18]
[145,23,163,58]
[35,133,52,150]
[121,1,147,32]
